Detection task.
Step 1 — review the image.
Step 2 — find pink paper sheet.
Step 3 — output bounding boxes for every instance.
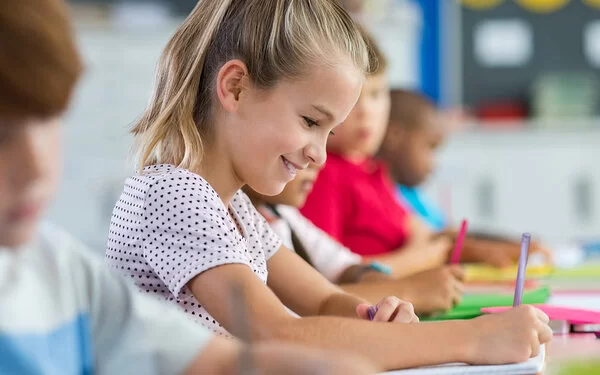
[481,305,600,324]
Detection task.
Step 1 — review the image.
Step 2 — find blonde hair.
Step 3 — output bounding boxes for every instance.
[133,0,370,172]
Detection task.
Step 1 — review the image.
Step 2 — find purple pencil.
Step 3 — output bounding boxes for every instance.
[513,233,531,307]
[368,306,377,321]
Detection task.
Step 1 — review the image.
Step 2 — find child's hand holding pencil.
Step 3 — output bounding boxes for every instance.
[357,296,420,323]
[464,305,552,365]
[461,233,552,365]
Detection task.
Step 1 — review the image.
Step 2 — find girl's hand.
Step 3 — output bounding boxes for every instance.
[465,305,552,364]
[356,296,419,323]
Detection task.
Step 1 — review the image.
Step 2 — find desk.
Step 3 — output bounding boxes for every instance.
[547,333,599,363]
[546,333,600,374]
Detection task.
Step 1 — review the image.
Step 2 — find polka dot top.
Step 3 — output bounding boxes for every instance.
[105,164,282,337]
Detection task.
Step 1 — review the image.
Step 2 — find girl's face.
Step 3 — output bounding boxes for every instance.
[227,61,363,196]
[325,73,390,162]
[0,118,61,248]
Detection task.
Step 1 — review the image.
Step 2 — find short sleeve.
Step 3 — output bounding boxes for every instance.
[233,192,282,260]
[140,175,252,298]
[60,228,214,375]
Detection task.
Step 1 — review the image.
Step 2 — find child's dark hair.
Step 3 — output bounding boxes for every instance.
[0,0,83,119]
[389,89,435,131]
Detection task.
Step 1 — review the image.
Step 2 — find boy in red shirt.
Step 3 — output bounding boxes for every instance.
[300,28,451,276]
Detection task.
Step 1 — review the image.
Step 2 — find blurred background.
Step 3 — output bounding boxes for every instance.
[54,0,600,254]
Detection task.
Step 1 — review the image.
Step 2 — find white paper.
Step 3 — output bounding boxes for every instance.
[380,345,545,375]
[474,19,533,67]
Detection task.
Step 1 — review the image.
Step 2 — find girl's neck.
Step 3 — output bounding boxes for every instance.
[195,145,243,206]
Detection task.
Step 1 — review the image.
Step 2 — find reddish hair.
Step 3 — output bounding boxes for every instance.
[0,0,83,119]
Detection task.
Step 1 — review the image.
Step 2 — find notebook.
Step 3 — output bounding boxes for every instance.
[379,345,545,375]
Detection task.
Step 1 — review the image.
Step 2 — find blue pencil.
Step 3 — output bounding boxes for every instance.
[513,233,531,307]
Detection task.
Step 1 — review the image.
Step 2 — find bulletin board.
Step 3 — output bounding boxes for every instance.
[460,0,600,110]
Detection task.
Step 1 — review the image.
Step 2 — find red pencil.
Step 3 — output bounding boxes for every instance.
[451,219,468,264]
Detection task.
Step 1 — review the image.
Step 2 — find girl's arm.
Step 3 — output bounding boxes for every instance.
[187,247,552,370]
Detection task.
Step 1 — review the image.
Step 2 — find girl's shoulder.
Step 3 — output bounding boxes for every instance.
[133,164,217,195]
[126,164,224,214]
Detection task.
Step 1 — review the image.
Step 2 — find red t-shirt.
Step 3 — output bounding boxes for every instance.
[300,153,411,256]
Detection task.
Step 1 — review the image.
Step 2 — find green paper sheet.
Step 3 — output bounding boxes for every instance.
[421,285,551,321]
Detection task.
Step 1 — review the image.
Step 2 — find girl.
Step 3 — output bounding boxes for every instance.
[107,0,551,370]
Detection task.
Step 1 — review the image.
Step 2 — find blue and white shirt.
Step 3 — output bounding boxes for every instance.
[0,223,212,375]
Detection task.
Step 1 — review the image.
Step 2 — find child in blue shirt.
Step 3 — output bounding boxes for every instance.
[379,89,552,267]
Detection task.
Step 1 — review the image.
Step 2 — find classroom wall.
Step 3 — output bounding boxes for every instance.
[459,0,600,112]
[424,127,600,247]
[46,23,177,251]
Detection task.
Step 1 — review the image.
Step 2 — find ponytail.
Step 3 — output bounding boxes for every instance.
[133,0,233,172]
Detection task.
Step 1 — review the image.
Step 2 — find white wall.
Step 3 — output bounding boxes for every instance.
[46,24,178,252]
[424,127,600,246]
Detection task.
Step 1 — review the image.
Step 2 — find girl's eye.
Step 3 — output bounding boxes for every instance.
[303,116,319,128]
[303,116,333,135]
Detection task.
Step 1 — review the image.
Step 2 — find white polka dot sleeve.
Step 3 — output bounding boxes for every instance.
[140,175,252,298]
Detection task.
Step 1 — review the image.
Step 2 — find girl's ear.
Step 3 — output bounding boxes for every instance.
[215,59,250,113]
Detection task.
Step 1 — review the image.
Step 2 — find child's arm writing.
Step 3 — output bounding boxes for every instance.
[187,249,552,370]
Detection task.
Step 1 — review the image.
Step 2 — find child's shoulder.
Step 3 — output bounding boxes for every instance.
[9,223,101,313]
[323,152,350,169]
[36,222,102,272]
[315,153,351,182]
[316,154,379,189]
